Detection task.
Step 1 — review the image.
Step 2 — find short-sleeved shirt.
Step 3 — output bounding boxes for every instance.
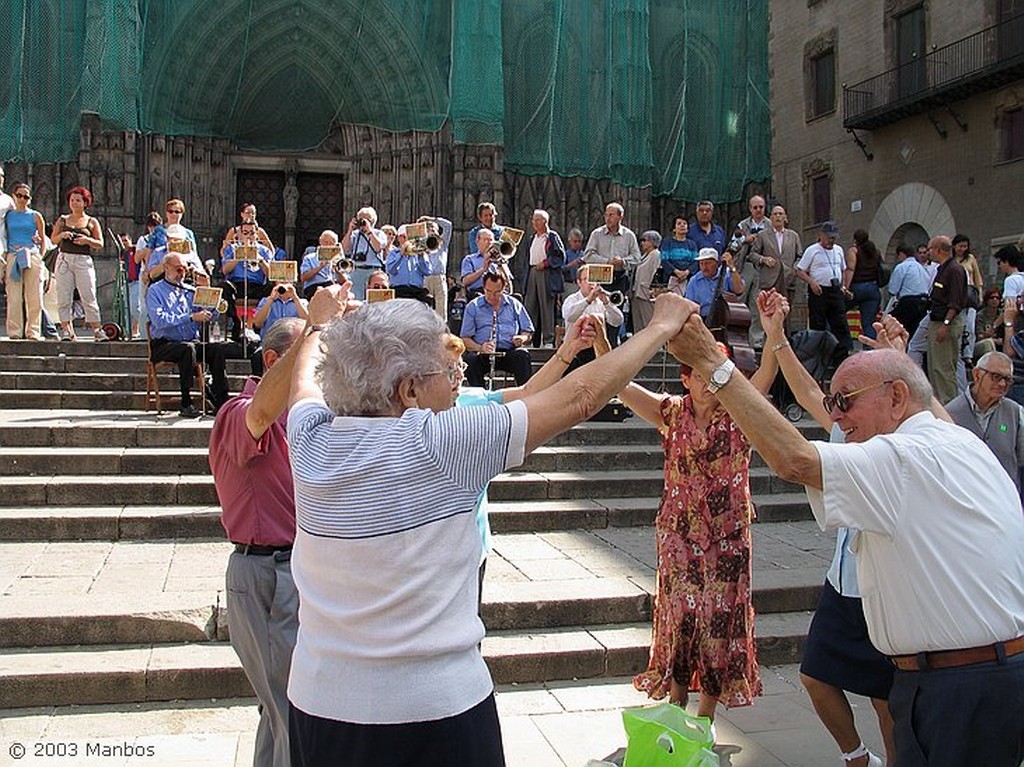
[689,222,727,255]
[1003,272,1024,302]
[808,411,1024,655]
[254,296,307,338]
[223,242,271,285]
[286,397,528,724]
[460,294,534,349]
[386,247,431,287]
[209,377,295,547]
[684,267,734,319]
[299,248,333,290]
[797,242,846,286]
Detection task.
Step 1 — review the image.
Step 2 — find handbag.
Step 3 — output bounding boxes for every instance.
[622,704,719,767]
[965,284,981,311]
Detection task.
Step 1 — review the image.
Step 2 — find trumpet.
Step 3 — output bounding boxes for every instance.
[497,227,524,258]
[403,221,441,255]
[607,290,625,307]
[332,255,355,276]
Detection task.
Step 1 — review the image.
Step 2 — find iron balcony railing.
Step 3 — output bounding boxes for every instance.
[844,13,1024,130]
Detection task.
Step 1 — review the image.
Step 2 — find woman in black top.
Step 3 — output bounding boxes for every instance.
[51,186,105,341]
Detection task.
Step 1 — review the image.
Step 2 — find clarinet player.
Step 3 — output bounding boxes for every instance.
[459,272,534,387]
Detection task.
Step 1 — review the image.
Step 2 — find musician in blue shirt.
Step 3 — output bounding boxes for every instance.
[146,253,230,417]
[459,272,534,387]
[684,248,744,320]
[386,225,433,295]
[299,230,342,301]
[223,222,272,299]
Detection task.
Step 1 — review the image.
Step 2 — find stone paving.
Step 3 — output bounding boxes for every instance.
[0,665,886,766]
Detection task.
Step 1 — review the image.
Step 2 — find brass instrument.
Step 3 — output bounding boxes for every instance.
[607,289,625,307]
[403,221,440,255]
[497,227,524,257]
[316,245,353,275]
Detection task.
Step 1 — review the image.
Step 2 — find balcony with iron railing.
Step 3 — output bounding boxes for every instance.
[843,13,1024,130]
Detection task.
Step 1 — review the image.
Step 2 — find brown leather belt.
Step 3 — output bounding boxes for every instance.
[233,543,292,556]
[890,635,1024,671]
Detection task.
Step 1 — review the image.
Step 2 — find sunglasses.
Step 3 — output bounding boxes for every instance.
[978,368,1013,386]
[165,209,183,214]
[823,380,894,413]
[14,193,30,200]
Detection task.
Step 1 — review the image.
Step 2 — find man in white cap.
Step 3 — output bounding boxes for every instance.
[684,247,743,320]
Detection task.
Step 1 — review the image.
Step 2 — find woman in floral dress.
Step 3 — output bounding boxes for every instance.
[605,300,780,721]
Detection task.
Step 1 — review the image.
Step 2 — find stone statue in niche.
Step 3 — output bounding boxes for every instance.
[283,173,299,230]
[109,133,125,151]
[108,170,124,207]
[171,168,183,199]
[422,178,434,212]
[149,168,165,211]
[152,136,165,154]
[209,179,223,222]
[190,174,205,218]
[210,149,223,167]
[172,140,184,158]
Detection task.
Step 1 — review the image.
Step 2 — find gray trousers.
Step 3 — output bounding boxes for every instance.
[524,267,555,345]
[227,550,299,767]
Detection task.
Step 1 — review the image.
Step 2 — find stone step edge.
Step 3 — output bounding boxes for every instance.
[0,578,821,649]
[0,493,813,540]
[0,614,812,708]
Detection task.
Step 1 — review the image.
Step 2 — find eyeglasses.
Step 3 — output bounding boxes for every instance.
[823,380,894,413]
[14,193,30,200]
[165,209,183,214]
[423,362,467,384]
[978,368,1013,386]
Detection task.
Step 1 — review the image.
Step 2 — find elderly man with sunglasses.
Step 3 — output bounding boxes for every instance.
[945,350,1024,498]
[669,313,1024,767]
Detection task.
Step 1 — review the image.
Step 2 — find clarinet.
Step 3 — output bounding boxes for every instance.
[488,306,499,391]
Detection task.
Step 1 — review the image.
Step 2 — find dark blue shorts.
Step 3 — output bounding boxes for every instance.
[799,580,894,700]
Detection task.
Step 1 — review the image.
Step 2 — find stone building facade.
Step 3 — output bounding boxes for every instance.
[769,0,1024,283]
[2,115,761,313]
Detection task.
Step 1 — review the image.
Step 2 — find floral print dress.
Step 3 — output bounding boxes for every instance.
[632,394,763,707]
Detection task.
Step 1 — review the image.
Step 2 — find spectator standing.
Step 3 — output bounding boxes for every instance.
[845,229,884,341]
[51,186,106,341]
[795,221,853,362]
[925,235,967,404]
[689,200,727,255]
[631,231,662,333]
[2,182,46,340]
[521,210,564,347]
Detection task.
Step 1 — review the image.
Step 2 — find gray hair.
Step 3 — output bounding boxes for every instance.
[532,209,550,223]
[356,207,378,226]
[262,317,305,357]
[977,350,1013,372]
[568,228,584,241]
[316,300,447,415]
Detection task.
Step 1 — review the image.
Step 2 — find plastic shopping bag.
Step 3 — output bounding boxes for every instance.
[622,703,719,767]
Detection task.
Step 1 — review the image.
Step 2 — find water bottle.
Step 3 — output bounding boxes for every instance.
[211,321,222,342]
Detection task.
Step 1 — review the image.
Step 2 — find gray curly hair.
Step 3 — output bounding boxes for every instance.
[316,299,447,415]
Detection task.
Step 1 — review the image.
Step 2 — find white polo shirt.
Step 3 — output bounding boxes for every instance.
[807,411,1024,656]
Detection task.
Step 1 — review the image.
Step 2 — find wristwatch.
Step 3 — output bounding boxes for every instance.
[706,358,736,393]
[943,318,951,326]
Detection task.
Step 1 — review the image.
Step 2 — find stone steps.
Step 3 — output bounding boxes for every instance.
[0,613,812,710]
[0,468,804,507]
[0,493,814,541]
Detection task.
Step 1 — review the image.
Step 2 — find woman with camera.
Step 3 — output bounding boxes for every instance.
[51,186,106,341]
[2,182,47,340]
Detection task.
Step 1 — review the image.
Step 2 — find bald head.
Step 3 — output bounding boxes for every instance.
[836,349,933,411]
[928,236,953,264]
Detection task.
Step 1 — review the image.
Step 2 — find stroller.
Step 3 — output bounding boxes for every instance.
[771,328,838,422]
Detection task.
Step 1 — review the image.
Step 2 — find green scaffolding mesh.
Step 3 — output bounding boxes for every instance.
[1,0,769,202]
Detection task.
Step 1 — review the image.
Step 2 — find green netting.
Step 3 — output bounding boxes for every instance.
[1,0,769,202]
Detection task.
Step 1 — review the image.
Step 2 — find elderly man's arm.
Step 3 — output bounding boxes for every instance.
[672,314,824,490]
[520,293,697,454]
[289,284,352,406]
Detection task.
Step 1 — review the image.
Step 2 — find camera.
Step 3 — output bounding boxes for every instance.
[356,218,368,229]
[276,286,287,295]
[830,278,841,289]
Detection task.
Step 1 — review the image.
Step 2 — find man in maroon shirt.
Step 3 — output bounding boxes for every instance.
[209,315,306,767]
